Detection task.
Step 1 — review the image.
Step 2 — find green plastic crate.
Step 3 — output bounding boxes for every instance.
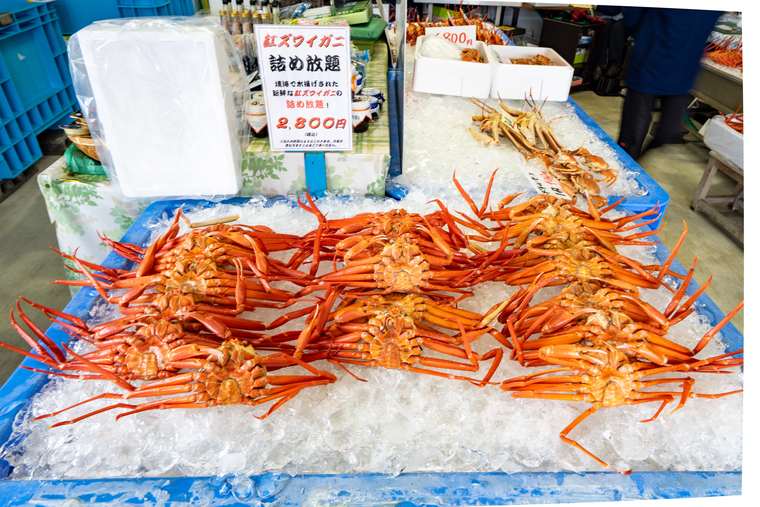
[316,1,372,26]
[350,15,387,41]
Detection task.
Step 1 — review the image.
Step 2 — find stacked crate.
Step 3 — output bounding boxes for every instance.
[0,1,77,180]
[53,0,199,35]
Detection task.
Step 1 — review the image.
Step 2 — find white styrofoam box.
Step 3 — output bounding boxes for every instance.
[700,116,743,170]
[489,46,573,102]
[412,36,494,99]
[76,23,243,198]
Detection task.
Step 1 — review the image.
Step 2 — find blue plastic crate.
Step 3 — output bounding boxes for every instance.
[0,197,742,503]
[0,109,32,151]
[169,0,197,16]
[52,0,120,36]
[116,0,171,17]
[0,2,71,108]
[52,0,198,34]
[0,131,42,180]
[0,2,76,179]
[0,2,75,132]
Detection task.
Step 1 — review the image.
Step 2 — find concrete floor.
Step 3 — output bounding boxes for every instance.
[0,156,72,383]
[0,93,744,385]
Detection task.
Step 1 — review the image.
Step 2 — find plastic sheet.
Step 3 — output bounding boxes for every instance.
[68,17,249,199]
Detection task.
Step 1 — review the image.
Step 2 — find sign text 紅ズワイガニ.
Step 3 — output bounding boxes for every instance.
[255,25,353,152]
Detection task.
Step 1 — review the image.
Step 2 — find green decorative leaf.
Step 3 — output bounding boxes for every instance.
[110,206,136,232]
[41,180,103,235]
[293,169,306,191]
[242,153,288,194]
[367,172,386,196]
[70,173,108,184]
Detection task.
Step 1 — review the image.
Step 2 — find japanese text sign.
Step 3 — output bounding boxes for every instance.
[523,161,571,200]
[425,25,476,46]
[255,25,353,152]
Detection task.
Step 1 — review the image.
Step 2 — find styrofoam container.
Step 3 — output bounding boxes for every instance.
[700,116,743,170]
[412,36,493,99]
[75,22,243,198]
[489,46,573,101]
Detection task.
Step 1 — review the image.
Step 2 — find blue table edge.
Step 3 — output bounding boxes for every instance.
[0,195,741,503]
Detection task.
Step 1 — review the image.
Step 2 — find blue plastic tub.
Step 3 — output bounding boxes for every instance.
[0,197,742,503]
[52,0,198,35]
[0,1,76,179]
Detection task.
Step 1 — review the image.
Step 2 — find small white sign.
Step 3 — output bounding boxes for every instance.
[523,161,571,200]
[255,25,353,152]
[425,25,477,46]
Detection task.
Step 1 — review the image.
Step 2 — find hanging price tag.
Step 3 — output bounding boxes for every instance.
[522,161,571,200]
[425,25,477,46]
[255,25,353,152]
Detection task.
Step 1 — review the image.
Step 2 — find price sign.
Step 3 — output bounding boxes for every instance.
[523,161,571,200]
[425,25,477,46]
[255,25,352,152]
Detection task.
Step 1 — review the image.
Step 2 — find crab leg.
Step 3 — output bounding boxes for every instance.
[692,301,743,354]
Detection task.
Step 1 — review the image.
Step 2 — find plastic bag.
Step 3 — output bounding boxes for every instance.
[64,144,106,176]
[68,17,250,199]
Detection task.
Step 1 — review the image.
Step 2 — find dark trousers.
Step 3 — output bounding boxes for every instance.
[618,89,691,159]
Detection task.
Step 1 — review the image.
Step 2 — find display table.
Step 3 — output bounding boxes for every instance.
[241,40,390,197]
[691,150,743,245]
[37,157,148,288]
[0,197,743,502]
[692,59,742,114]
[398,44,669,227]
[700,115,743,170]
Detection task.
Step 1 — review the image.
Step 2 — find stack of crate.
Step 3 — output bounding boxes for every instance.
[0,1,77,181]
[54,0,199,35]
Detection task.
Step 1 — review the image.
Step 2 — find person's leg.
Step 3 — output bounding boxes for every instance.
[618,89,656,159]
[647,94,691,150]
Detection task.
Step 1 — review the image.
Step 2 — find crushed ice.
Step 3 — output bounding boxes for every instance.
[398,49,641,200]
[1,193,741,479]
